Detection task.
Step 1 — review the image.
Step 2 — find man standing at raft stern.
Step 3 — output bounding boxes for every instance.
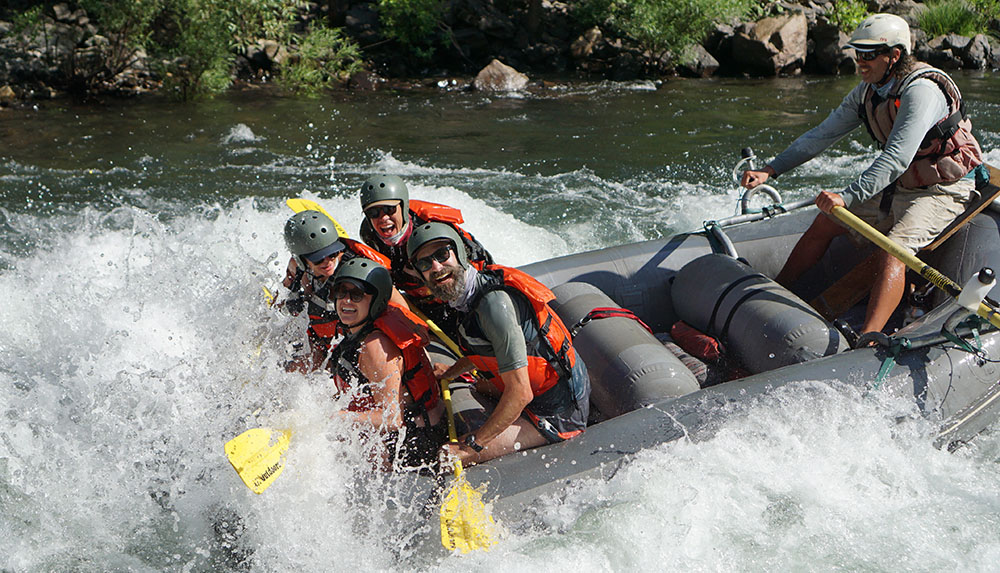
[740,13,984,337]
[407,222,591,466]
[358,174,494,333]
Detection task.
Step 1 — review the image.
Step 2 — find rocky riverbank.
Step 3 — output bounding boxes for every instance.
[1,0,998,106]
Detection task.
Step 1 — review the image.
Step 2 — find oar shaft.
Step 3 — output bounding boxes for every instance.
[831,205,1000,329]
[440,377,464,478]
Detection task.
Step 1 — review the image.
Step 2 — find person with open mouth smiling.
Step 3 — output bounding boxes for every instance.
[740,13,984,340]
[357,174,494,336]
[407,222,591,467]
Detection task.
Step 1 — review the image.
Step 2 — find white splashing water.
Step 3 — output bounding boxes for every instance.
[3,181,1000,571]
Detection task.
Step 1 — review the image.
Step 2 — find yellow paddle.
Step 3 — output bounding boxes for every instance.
[403,301,496,552]
[831,205,1000,329]
[438,376,497,553]
[286,197,349,238]
[224,428,291,494]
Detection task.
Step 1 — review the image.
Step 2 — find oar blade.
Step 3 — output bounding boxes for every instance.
[224,428,291,494]
[440,474,497,553]
[285,198,349,238]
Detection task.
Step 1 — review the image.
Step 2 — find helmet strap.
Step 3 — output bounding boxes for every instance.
[877,48,902,85]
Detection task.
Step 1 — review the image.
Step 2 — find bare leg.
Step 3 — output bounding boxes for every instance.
[775,213,847,286]
[861,251,907,334]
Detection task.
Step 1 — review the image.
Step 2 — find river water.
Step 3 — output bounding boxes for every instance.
[3,74,1000,571]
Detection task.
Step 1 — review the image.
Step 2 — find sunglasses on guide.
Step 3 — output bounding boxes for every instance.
[855,48,889,62]
[332,284,367,303]
[364,203,398,219]
[412,245,454,273]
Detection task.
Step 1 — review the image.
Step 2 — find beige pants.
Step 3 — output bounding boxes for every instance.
[846,178,975,254]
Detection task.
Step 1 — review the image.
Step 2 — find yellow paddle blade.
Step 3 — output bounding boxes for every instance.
[224,428,291,494]
[261,285,275,307]
[285,198,349,238]
[440,472,497,553]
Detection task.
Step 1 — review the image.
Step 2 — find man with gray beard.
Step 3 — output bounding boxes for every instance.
[407,222,591,466]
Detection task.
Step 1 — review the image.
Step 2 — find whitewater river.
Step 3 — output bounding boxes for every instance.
[3,73,1000,571]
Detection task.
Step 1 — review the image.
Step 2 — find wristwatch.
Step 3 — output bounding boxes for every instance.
[463,434,484,452]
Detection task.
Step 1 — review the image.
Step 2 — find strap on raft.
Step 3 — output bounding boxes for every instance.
[569,306,653,338]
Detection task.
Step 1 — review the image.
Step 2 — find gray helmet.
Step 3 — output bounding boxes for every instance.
[332,257,393,319]
[406,221,469,270]
[284,210,345,263]
[359,175,409,226]
[847,13,911,55]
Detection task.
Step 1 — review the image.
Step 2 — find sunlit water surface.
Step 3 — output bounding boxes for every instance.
[3,73,1000,571]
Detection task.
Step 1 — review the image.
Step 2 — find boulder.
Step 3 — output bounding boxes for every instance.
[0,85,15,105]
[571,27,601,60]
[811,20,854,75]
[473,59,528,91]
[958,34,991,69]
[676,44,719,78]
[941,33,971,51]
[52,3,72,22]
[347,70,382,90]
[731,13,808,75]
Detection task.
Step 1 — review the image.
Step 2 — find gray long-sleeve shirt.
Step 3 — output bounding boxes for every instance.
[768,77,949,207]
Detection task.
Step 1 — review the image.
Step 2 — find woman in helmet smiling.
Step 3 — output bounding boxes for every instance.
[327,257,445,470]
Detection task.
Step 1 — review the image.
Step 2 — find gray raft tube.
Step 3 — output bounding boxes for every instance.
[548,253,848,421]
[523,206,1000,332]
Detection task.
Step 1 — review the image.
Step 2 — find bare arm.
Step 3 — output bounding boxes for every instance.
[341,332,405,432]
[470,366,533,445]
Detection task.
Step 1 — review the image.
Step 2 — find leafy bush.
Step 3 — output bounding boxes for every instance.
[826,0,868,33]
[918,0,984,37]
[968,0,1000,27]
[377,0,445,59]
[278,25,363,95]
[578,0,763,60]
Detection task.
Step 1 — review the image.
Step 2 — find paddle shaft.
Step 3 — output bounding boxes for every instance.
[831,205,1000,329]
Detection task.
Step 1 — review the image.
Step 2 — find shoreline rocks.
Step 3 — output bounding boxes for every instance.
[0,0,998,105]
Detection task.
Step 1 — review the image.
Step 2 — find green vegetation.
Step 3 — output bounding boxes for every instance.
[278,25,364,95]
[4,0,364,99]
[918,0,984,37]
[574,0,769,62]
[376,0,445,60]
[826,0,868,33]
[968,0,1000,31]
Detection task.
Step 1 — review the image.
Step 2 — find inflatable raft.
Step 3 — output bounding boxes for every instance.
[428,175,1000,535]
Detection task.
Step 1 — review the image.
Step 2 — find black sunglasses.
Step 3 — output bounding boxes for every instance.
[855,48,889,62]
[364,203,398,219]
[412,244,454,273]
[333,284,367,303]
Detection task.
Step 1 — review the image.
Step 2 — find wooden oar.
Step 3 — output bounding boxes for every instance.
[224,428,291,494]
[830,205,1000,329]
[404,302,497,552]
[286,197,349,238]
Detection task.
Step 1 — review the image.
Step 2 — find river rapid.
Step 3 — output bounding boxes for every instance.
[3,74,1000,571]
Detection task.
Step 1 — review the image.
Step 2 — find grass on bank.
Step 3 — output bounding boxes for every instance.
[919,0,1000,37]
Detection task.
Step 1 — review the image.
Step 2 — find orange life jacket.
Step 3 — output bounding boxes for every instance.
[861,65,982,188]
[342,238,391,269]
[329,302,438,413]
[359,199,494,296]
[458,265,576,397]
